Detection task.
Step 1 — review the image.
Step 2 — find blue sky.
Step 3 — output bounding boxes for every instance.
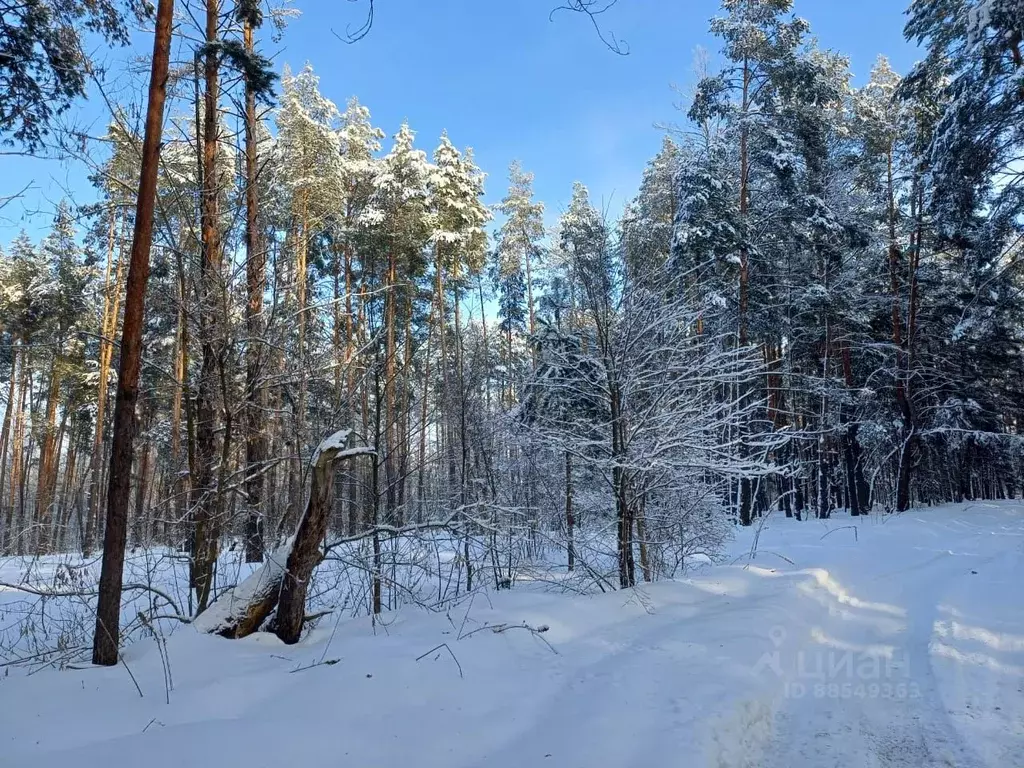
[0,0,919,241]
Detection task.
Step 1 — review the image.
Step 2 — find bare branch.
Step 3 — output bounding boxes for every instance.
[332,0,375,44]
[550,0,628,55]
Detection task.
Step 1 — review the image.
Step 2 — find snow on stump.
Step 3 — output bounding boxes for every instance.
[195,429,375,642]
[192,540,292,638]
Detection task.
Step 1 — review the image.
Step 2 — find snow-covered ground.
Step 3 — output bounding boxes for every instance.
[1,502,1022,767]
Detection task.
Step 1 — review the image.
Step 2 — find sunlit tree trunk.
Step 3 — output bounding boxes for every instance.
[57,418,79,551]
[0,340,19,552]
[34,354,62,553]
[416,300,434,522]
[344,240,360,534]
[84,212,124,556]
[192,0,223,613]
[8,343,30,554]
[92,0,175,667]
[290,194,310,525]
[383,250,399,522]
[395,292,414,524]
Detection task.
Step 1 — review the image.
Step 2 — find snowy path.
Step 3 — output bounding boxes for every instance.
[1,503,1022,767]
[763,516,1019,768]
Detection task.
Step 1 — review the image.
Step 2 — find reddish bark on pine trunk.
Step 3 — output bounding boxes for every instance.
[91,0,175,667]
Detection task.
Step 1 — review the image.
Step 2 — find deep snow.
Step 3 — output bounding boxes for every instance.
[1,502,1022,767]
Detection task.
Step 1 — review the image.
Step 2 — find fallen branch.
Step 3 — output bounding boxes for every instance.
[324,507,465,553]
[415,642,464,678]
[820,525,859,543]
[731,550,796,567]
[0,581,186,618]
[460,622,558,654]
[289,658,340,674]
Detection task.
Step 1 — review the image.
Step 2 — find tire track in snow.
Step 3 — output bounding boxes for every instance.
[480,587,789,768]
[762,541,1003,767]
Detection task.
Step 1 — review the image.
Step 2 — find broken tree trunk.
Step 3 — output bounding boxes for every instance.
[194,429,374,641]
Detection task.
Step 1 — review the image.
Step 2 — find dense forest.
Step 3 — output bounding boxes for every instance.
[0,0,1022,664]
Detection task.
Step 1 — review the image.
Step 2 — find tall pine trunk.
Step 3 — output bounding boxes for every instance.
[383,251,398,522]
[887,150,914,512]
[91,0,175,667]
[84,212,124,556]
[0,341,19,552]
[33,354,61,553]
[243,17,266,563]
[192,0,223,613]
[736,55,753,526]
[8,350,29,554]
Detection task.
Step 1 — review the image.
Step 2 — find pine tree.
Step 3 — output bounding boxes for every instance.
[621,137,679,290]
[0,234,56,554]
[242,4,268,563]
[335,96,383,407]
[331,98,383,535]
[430,139,490,429]
[34,203,91,553]
[683,1,882,523]
[905,0,1024,232]
[361,122,433,534]
[92,0,175,666]
[690,0,809,347]
[275,63,345,528]
[82,118,137,556]
[851,56,924,512]
[428,134,491,586]
[494,161,545,405]
[0,0,132,150]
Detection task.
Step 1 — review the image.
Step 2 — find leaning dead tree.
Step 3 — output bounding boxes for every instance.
[195,429,374,643]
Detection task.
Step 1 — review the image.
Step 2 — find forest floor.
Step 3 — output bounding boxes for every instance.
[1,502,1022,767]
